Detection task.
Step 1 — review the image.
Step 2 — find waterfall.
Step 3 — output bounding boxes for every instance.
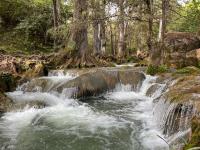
[0,70,195,150]
[152,81,196,149]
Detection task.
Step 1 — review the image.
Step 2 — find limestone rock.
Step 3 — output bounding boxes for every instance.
[162,32,200,68]
[0,91,13,114]
[0,72,17,92]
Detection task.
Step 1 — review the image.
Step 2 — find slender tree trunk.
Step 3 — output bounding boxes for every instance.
[110,24,114,56]
[118,0,125,57]
[100,21,106,55]
[92,0,101,55]
[93,21,101,55]
[52,0,61,50]
[72,0,88,57]
[53,0,61,28]
[158,19,162,41]
[100,0,106,55]
[146,0,153,52]
[161,0,169,43]
[92,0,106,55]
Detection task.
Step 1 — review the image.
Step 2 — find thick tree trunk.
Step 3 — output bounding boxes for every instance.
[72,0,88,57]
[118,0,125,57]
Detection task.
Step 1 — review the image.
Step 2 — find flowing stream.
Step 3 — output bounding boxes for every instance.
[0,70,190,150]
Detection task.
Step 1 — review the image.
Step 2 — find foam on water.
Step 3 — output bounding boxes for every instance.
[0,70,182,150]
[104,75,169,150]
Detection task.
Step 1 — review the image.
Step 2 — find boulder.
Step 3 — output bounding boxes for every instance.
[56,71,119,98]
[0,72,17,92]
[146,83,161,97]
[0,91,13,114]
[162,32,200,68]
[56,70,145,98]
[23,70,146,99]
[118,70,145,90]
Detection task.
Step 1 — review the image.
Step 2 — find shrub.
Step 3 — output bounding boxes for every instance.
[146,65,168,75]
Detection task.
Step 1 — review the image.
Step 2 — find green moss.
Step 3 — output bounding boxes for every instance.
[184,118,200,150]
[174,66,200,75]
[127,56,139,63]
[146,65,168,75]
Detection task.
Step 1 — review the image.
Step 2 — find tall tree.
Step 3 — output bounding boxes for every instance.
[52,0,61,28]
[100,0,106,55]
[117,0,125,57]
[92,0,102,55]
[92,0,106,55]
[160,0,170,42]
[145,0,154,52]
[52,0,61,49]
[72,0,88,57]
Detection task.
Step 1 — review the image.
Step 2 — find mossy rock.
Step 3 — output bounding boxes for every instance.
[174,66,200,75]
[184,117,200,149]
[0,91,13,114]
[0,72,17,92]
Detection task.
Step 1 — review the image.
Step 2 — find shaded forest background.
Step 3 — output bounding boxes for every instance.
[0,0,199,59]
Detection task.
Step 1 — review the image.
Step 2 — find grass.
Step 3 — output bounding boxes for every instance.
[146,65,168,75]
[0,28,53,54]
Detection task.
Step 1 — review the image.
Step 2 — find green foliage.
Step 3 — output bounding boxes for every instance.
[170,0,200,32]
[175,66,200,75]
[146,65,168,75]
[0,0,72,52]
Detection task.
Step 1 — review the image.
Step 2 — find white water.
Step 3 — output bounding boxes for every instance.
[0,70,189,150]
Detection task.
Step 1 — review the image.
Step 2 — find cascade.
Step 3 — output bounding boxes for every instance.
[0,70,195,150]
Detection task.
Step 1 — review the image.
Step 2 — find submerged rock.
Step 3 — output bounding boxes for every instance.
[56,70,145,98]
[22,69,146,99]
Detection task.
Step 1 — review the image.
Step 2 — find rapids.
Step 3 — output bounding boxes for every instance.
[0,70,192,150]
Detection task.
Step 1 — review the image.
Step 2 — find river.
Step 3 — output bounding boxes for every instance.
[0,70,170,150]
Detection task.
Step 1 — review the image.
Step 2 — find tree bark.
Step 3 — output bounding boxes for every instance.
[52,0,61,28]
[52,0,61,50]
[145,0,153,52]
[93,21,101,55]
[118,0,125,57]
[110,24,114,56]
[92,0,106,55]
[161,0,169,43]
[72,0,88,57]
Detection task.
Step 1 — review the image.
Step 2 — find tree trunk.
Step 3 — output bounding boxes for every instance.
[118,0,125,57]
[52,0,61,28]
[72,0,88,57]
[146,0,153,52]
[100,0,106,55]
[100,21,106,55]
[110,24,114,56]
[161,0,169,43]
[52,0,61,50]
[93,21,101,55]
